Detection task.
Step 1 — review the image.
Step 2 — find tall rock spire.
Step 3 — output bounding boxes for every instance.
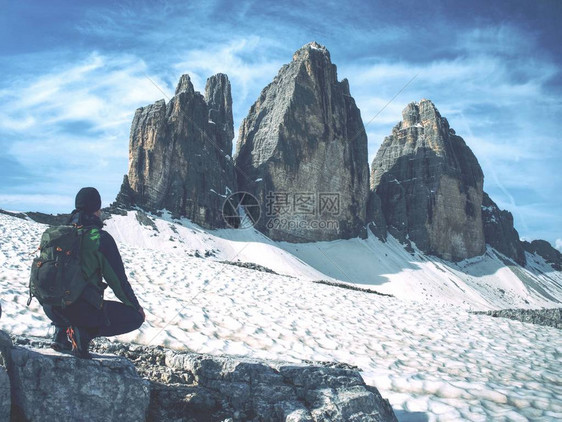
[114,73,235,228]
[205,73,234,153]
[235,42,369,242]
[370,100,486,261]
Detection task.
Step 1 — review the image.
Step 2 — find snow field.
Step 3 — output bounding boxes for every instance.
[1,212,562,421]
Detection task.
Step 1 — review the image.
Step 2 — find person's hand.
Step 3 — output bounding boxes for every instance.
[138,306,146,321]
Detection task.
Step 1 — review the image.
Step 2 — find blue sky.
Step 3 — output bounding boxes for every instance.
[1,0,561,249]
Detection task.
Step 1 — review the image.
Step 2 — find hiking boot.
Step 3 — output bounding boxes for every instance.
[66,326,92,359]
[50,326,72,352]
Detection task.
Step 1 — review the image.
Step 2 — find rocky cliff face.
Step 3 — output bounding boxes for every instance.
[370,100,486,261]
[115,73,235,228]
[481,192,526,265]
[1,332,397,422]
[235,42,369,242]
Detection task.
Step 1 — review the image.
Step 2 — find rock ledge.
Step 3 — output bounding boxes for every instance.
[2,332,397,421]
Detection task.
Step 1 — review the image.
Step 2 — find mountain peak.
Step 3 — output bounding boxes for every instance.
[371,100,485,261]
[175,74,194,95]
[401,99,442,129]
[236,41,368,242]
[293,41,331,62]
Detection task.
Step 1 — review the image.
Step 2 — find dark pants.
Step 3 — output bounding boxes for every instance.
[43,299,143,337]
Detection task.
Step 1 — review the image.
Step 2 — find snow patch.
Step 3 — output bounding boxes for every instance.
[1,212,562,421]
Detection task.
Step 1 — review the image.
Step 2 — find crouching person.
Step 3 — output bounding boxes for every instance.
[42,187,145,359]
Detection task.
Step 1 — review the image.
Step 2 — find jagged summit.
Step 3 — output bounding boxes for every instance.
[370,99,485,261]
[369,99,527,264]
[205,73,234,152]
[114,73,235,228]
[235,42,368,242]
[292,41,331,61]
[175,73,195,95]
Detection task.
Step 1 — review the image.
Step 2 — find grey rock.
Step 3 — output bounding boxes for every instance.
[312,280,393,297]
[115,73,235,228]
[219,260,280,275]
[472,308,562,329]
[235,41,369,242]
[366,190,387,241]
[481,192,526,265]
[25,211,71,226]
[522,239,562,271]
[205,73,234,153]
[0,365,8,422]
[371,100,485,261]
[164,352,397,421]
[7,333,397,422]
[0,208,28,220]
[0,331,11,422]
[7,344,150,422]
[135,209,159,231]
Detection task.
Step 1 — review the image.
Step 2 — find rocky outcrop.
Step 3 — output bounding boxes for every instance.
[157,351,397,421]
[4,333,397,421]
[205,73,234,152]
[367,191,387,241]
[235,42,369,242]
[473,308,562,329]
[481,192,526,265]
[370,100,486,261]
[523,240,562,271]
[0,331,10,422]
[115,73,235,228]
[2,335,150,422]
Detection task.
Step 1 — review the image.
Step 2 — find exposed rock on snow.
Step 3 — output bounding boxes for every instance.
[24,211,70,226]
[366,190,387,242]
[522,239,562,271]
[6,333,397,422]
[472,307,562,329]
[0,209,27,220]
[312,280,393,297]
[115,73,236,228]
[235,41,369,242]
[2,332,150,422]
[370,100,486,261]
[0,331,10,422]
[219,260,280,275]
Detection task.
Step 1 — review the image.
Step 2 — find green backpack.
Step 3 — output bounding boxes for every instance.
[28,225,89,307]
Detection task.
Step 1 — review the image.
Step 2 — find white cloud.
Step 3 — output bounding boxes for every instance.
[0,52,171,190]
[556,239,562,253]
[5,52,168,130]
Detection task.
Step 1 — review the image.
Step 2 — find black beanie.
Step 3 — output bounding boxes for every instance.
[75,187,102,213]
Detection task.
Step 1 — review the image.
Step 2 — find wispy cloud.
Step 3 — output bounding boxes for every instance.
[0,52,171,210]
